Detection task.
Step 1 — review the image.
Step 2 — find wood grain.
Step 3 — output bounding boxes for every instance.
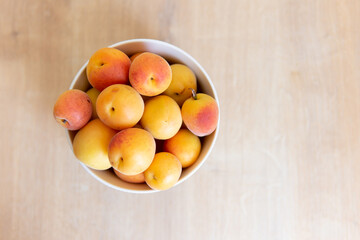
[1,0,360,239]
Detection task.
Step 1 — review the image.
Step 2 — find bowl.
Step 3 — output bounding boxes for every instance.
[67,39,220,193]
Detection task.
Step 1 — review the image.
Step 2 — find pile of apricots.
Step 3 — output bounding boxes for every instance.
[53,48,219,190]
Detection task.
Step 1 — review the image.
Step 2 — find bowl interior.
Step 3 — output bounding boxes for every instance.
[68,39,219,193]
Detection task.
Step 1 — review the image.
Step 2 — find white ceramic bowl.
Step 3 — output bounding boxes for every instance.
[67,39,220,193]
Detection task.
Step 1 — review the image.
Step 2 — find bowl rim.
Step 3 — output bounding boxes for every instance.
[68,39,220,193]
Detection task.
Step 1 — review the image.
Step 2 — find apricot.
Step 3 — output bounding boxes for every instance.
[53,89,92,130]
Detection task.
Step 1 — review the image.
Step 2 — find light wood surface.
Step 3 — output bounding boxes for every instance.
[1,0,360,239]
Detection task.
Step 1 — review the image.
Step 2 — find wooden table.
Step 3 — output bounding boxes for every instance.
[1,0,360,239]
